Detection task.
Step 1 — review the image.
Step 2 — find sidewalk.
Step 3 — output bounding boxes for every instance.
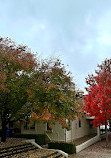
[70,134,111,158]
[73,134,96,146]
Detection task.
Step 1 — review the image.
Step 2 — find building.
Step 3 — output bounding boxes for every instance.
[20,113,98,143]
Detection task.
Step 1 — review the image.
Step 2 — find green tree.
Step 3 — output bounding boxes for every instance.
[28,58,79,129]
[0,37,79,142]
[0,37,36,142]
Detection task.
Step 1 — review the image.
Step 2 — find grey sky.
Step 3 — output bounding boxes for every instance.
[0,0,111,93]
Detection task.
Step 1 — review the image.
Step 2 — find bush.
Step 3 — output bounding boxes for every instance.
[48,142,76,154]
[12,134,46,145]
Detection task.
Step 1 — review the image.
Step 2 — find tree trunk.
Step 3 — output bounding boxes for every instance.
[1,112,7,142]
[109,123,111,132]
[105,123,108,147]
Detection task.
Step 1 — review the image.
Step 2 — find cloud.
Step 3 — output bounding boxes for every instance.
[0,0,111,93]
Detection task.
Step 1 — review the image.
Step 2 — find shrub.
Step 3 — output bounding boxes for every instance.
[48,142,76,154]
[12,134,46,145]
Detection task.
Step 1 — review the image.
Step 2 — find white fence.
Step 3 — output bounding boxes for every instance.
[76,135,100,153]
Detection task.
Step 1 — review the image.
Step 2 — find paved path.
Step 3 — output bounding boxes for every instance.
[70,139,111,158]
[73,134,96,146]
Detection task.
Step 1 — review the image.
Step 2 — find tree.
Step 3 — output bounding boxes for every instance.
[0,37,79,142]
[84,58,111,146]
[27,58,78,130]
[0,37,36,142]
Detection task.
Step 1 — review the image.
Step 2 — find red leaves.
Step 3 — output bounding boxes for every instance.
[31,110,51,121]
[84,58,111,127]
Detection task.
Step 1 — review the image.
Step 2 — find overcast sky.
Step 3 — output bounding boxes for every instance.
[0,0,111,93]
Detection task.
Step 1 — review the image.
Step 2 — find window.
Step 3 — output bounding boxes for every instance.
[30,122,35,129]
[24,119,35,130]
[79,120,81,128]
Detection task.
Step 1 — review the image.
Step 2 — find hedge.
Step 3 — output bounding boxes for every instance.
[12,134,46,145]
[48,142,76,154]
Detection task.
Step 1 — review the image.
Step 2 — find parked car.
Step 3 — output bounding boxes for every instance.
[100,125,110,134]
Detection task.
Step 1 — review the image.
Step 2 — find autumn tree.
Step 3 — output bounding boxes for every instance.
[27,58,78,130]
[0,37,37,142]
[84,58,111,146]
[0,37,79,142]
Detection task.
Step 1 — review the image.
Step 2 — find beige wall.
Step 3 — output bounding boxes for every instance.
[21,121,65,142]
[66,128,71,142]
[21,121,46,134]
[46,123,65,142]
[71,115,97,141]
[21,116,97,142]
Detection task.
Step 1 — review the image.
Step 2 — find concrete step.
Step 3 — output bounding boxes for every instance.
[40,151,65,158]
[0,143,38,157]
